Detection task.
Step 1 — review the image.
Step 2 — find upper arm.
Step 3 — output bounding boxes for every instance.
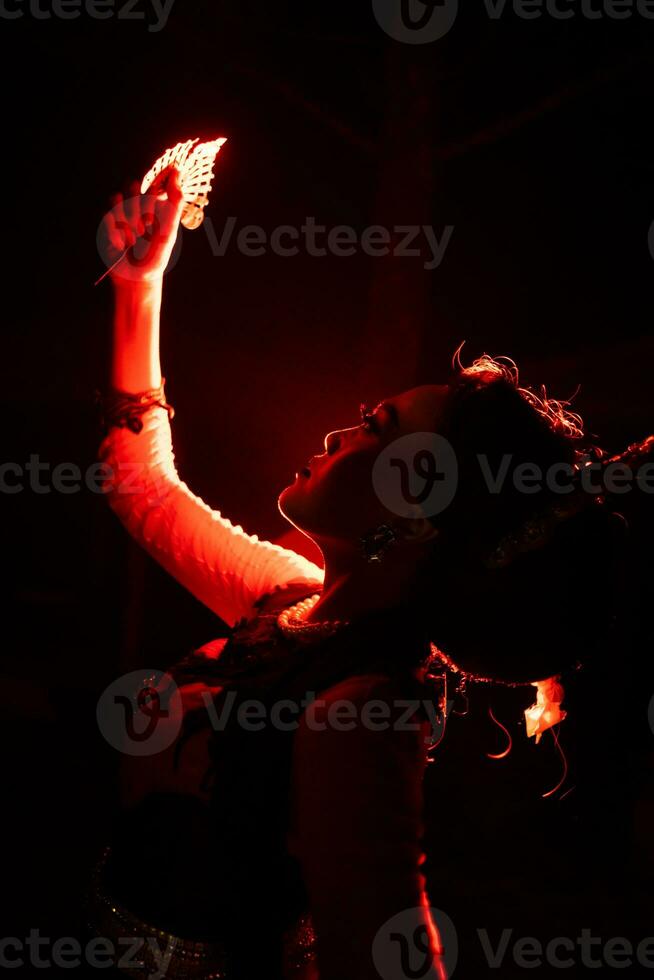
[289,676,446,980]
[99,406,323,626]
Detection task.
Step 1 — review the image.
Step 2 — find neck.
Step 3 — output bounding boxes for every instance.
[305,540,419,625]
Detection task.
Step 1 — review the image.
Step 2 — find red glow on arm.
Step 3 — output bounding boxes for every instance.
[420,892,449,980]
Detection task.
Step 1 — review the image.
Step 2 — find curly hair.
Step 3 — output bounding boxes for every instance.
[433,347,600,560]
[452,346,586,440]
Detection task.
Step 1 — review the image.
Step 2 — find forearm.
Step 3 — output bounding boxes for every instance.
[111,279,163,392]
[101,180,322,623]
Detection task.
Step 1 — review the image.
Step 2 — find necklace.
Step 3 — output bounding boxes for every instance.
[277,594,350,643]
[426,645,535,689]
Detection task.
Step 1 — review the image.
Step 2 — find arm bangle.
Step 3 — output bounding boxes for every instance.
[96,378,175,434]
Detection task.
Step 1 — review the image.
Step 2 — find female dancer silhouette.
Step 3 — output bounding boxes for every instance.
[93,168,648,980]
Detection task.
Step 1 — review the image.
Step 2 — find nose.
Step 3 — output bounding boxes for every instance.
[324,429,343,455]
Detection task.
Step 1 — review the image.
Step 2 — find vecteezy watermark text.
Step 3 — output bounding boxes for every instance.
[0,457,158,496]
[202,217,454,271]
[478,928,654,970]
[373,911,654,977]
[373,434,654,520]
[0,0,175,31]
[96,669,452,755]
[372,0,654,44]
[96,203,455,281]
[0,931,175,974]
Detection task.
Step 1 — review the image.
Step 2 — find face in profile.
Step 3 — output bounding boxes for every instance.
[278,384,448,548]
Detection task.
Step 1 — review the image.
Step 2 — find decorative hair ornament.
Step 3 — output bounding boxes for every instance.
[605,433,654,473]
[483,434,654,570]
[483,488,597,570]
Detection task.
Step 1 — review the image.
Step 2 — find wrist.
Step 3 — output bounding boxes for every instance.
[111,279,163,392]
[112,276,163,298]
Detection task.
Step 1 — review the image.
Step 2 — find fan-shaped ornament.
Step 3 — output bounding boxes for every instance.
[140,136,227,230]
[95,136,227,284]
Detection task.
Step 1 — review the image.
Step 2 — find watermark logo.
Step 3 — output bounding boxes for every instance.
[0,0,175,31]
[0,930,176,973]
[96,210,454,281]
[96,669,183,756]
[477,928,654,970]
[372,0,459,43]
[373,432,458,519]
[0,457,172,508]
[373,906,459,978]
[96,676,450,753]
[373,0,654,43]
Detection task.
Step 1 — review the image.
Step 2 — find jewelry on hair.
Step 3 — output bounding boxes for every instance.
[277,594,350,643]
[484,434,654,570]
[96,378,175,434]
[484,493,593,570]
[361,524,397,563]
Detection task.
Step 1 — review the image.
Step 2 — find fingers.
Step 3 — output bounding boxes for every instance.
[107,192,135,250]
[102,200,125,254]
[155,166,185,238]
[164,166,183,207]
[105,182,151,252]
[101,170,184,281]
[124,181,145,237]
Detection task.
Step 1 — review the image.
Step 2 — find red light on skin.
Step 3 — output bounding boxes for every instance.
[274,527,324,569]
[296,449,330,481]
[96,136,227,286]
[419,892,448,980]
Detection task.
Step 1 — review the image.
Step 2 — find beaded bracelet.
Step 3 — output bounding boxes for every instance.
[96,377,175,434]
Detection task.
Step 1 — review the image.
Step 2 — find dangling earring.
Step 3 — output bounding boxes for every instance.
[361,524,397,563]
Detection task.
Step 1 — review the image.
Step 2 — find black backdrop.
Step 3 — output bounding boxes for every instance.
[1,1,653,976]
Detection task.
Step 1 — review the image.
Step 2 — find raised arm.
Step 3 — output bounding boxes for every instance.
[98,170,323,627]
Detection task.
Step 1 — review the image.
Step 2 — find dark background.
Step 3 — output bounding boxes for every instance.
[1,0,653,975]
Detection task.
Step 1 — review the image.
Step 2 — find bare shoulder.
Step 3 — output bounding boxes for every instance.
[293,671,429,766]
[315,671,408,705]
[289,671,429,853]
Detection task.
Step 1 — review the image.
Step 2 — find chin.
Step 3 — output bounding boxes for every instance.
[278,480,304,526]
[278,480,322,539]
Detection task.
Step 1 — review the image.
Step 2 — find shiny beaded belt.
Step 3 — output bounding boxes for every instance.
[85,846,316,979]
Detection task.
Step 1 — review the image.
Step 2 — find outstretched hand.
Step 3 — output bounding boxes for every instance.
[99,167,185,285]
